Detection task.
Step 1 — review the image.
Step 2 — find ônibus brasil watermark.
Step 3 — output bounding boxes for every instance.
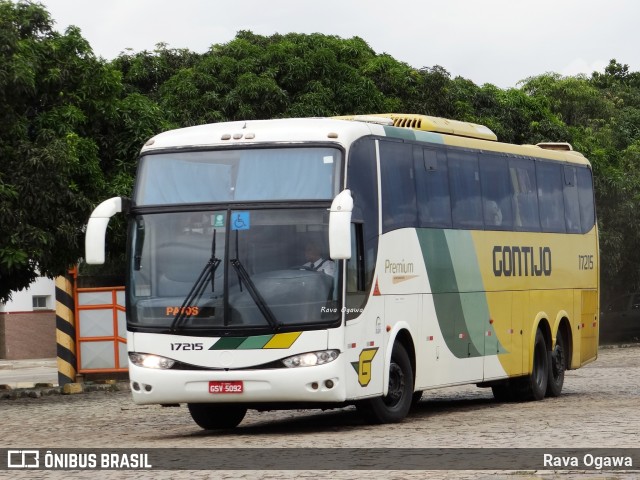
[3,448,638,471]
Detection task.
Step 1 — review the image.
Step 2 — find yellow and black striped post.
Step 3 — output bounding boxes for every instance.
[55,273,77,385]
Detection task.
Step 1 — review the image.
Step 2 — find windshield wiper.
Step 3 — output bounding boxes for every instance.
[230,258,280,331]
[170,230,220,332]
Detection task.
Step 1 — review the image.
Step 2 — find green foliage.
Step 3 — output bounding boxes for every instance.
[155,32,394,123]
[0,1,99,299]
[0,1,128,300]
[2,3,640,301]
[518,62,640,298]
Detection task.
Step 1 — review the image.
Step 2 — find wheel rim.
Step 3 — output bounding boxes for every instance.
[383,362,405,407]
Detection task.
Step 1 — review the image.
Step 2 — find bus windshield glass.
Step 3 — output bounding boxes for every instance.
[128,208,341,333]
[135,147,342,205]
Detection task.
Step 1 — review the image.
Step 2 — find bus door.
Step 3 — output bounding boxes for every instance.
[344,294,385,399]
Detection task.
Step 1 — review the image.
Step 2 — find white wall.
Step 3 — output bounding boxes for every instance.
[0,277,56,313]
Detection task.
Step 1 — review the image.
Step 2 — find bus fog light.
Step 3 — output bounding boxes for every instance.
[129,352,175,369]
[325,379,334,389]
[282,350,339,368]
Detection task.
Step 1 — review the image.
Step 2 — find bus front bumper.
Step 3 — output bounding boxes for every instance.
[128,356,348,405]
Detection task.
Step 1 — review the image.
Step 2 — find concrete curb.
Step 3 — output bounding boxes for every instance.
[0,380,130,400]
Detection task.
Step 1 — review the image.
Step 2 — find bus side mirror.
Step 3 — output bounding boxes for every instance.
[85,197,127,264]
[329,189,353,260]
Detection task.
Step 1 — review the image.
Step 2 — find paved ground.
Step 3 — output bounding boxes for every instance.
[0,358,57,388]
[1,345,639,479]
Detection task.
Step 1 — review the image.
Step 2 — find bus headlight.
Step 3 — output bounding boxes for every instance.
[282,350,339,368]
[129,352,175,369]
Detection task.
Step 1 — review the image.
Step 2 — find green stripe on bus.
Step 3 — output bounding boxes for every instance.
[417,228,504,358]
[444,230,484,292]
[209,333,302,350]
[444,230,491,355]
[238,335,273,349]
[416,229,457,293]
[414,130,445,144]
[382,125,444,143]
[209,337,246,350]
[382,125,417,141]
[416,229,472,357]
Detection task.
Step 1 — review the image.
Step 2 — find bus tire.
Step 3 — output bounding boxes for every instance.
[358,343,414,424]
[546,329,566,397]
[516,329,549,401]
[187,403,247,430]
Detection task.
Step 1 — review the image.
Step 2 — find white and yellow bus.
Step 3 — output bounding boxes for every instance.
[85,114,599,428]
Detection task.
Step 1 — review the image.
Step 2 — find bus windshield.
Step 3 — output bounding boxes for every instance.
[128,208,341,333]
[135,147,342,205]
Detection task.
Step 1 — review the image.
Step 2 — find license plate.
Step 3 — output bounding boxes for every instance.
[208,381,244,394]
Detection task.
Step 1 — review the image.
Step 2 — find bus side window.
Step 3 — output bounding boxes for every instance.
[563,165,581,233]
[537,161,566,233]
[448,150,483,229]
[345,222,366,320]
[479,154,513,229]
[577,167,596,233]
[414,146,452,228]
[380,141,417,232]
[509,158,540,231]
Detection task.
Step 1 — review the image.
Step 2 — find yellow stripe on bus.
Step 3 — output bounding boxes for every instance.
[263,332,302,349]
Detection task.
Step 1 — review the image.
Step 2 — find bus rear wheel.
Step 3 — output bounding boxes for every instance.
[358,343,414,424]
[546,330,566,397]
[187,403,247,430]
[516,329,549,401]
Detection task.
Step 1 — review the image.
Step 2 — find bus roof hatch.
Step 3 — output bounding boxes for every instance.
[536,142,574,151]
[384,113,497,141]
[336,113,498,142]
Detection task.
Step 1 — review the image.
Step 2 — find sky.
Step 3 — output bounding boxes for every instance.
[37,0,639,89]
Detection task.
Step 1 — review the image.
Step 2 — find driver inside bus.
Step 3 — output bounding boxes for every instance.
[301,242,335,276]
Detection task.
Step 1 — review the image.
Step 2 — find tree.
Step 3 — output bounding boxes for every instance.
[520,73,615,127]
[405,65,456,117]
[152,32,404,124]
[519,64,640,298]
[112,42,200,99]
[0,1,122,300]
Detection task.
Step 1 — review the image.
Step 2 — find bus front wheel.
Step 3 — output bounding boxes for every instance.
[187,403,247,430]
[358,343,414,424]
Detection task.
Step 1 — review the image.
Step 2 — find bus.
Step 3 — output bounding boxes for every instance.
[85,113,599,429]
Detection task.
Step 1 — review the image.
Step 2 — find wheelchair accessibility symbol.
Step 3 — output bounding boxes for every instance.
[231,211,250,230]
